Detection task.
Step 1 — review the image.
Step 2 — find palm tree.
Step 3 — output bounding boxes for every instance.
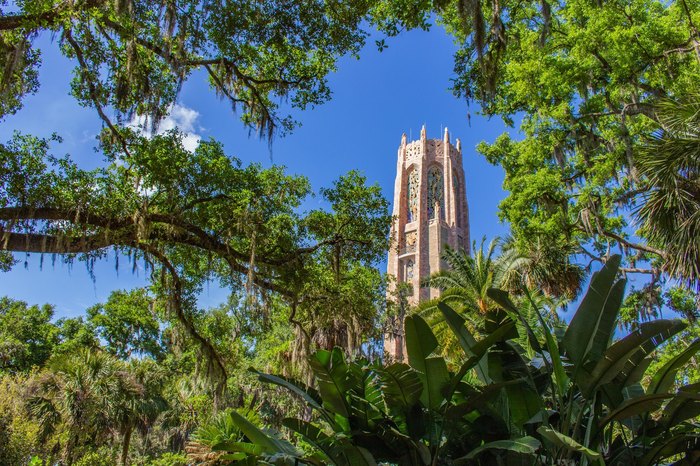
[418,238,575,358]
[420,237,525,315]
[28,349,140,465]
[417,238,527,355]
[637,95,700,290]
[500,236,585,300]
[114,359,168,466]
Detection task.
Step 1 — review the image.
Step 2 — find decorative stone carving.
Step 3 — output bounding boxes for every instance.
[427,166,443,220]
[453,171,460,227]
[402,231,417,254]
[407,169,419,222]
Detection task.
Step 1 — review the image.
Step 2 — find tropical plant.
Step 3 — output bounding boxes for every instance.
[637,95,700,289]
[489,255,700,465]
[203,255,699,465]
[115,359,169,466]
[418,238,525,325]
[186,409,259,465]
[414,238,525,359]
[207,303,535,464]
[27,349,144,465]
[500,237,585,300]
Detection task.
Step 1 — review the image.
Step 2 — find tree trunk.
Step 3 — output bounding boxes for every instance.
[121,425,133,466]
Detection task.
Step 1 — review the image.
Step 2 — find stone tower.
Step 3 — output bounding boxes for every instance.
[384,126,470,361]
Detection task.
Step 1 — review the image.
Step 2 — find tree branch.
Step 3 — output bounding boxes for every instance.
[137,243,228,405]
[64,30,132,158]
[600,230,666,257]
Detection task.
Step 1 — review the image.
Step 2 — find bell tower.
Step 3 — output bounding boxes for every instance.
[384,126,470,360]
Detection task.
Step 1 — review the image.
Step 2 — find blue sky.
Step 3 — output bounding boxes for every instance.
[0,26,515,318]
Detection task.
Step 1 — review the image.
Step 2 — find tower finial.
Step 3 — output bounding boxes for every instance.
[401,133,407,146]
[456,138,462,152]
[444,126,449,142]
[420,125,426,140]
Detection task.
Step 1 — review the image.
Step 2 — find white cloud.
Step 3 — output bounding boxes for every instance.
[129,104,202,152]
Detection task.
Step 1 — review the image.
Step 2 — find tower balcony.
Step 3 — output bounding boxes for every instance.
[398,244,416,257]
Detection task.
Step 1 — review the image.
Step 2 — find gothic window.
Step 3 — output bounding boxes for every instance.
[453,171,461,227]
[407,169,419,222]
[406,259,414,281]
[427,166,443,220]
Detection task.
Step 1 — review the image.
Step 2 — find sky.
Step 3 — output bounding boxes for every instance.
[0,25,515,319]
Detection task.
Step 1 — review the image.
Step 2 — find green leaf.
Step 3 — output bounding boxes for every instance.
[377,363,422,409]
[281,418,335,464]
[524,288,569,397]
[405,313,439,365]
[490,287,570,399]
[660,383,700,429]
[537,426,604,466]
[212,441,266,456]
[614,355,653,389]
[404,314,449,410]
[598,393,673,428]
[349,367,384,428]
[506,381,544,429]
[422,357,450,410]
[648,338,700,395]
[252,369,337,429]
[458,436,541,461]
[563,255,625,370]
[228,410,297,456]
[309,348,351,420]
[580,319,686,398]
[640,433,700,466]
[446,380,523,420]
[252,369,323,410]
[438,301,493,383]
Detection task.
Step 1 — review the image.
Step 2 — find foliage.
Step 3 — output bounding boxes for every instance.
[0,0,375,138]
[0,0,391,403]
[186,408,259,465]
[0,296,58,373]
[87,288,165,360]
[146,452,188,466]
[211,305,532,464]
[207,255,700,465]
[489,255,700,465]
[621,285,700,326]
[0,129,390,395]
[27,349,155,465]
[418,0,700,296]
[637,95,700,289]
[72,447,117,466]
[0,373,43,466]
[419,238,526,315]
